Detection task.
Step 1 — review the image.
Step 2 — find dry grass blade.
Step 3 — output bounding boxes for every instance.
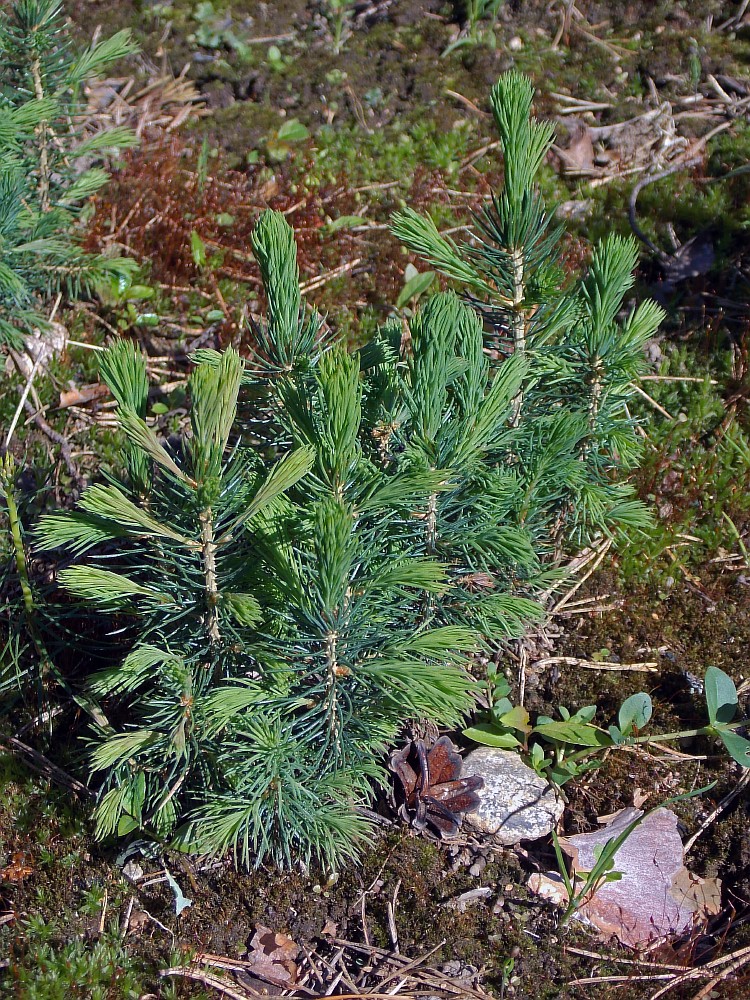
[160,966,257,1000]
[84,71,206,136]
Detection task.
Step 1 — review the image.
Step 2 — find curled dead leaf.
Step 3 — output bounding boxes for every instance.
[245,924,299,986]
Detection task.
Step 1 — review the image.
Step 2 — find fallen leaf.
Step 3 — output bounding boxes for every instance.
[246,924,299,986]
[557,808,721,948]
[551,120,596,177]
[0,852,33,882]
[59,383,109,408]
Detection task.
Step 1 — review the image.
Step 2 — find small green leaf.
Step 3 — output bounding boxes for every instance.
[191,230,207,268]
[125,284,155,301]
[716,729,750,768]
[705,666,738,725]
[463,724,520,748]
[327,215,368,232]
[618,692,652,733]
[573,705,597,724]
[548,762,578,786]
[491,696,513,720]
[396,270,435,309]
[497,704,531,734]
[135,313,160,327]
[117,815,140,836]
[533,720,611,747]
[530,742,545,768]
[150,402,168,415]
[276,118,309,143]
[206,309,225,322]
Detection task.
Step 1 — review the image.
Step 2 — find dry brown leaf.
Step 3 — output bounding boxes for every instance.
[59,383,110,408]
[551,120,596,177]
[245,925,299,986]
[0,852,33,883]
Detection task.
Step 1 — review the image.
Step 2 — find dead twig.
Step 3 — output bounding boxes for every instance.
[683,769,750,855]
[160,967,254,1000]
[300,259,363,295]
[549,537,613,613]
[0,735,92,796]
[386,878,401,953]
[533,656,658,673]
[690,945,750,999]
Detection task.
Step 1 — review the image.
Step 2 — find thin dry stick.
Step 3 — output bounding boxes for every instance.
[5,291,63,448]
[641,375,719,384]
[648,944,750,1000]
[564,945,698,973]
[4,351,45,451]
[195,954,316,993]
[690,945,750,999]
[66,338,105,352]
[533,656,657,673]
[632,383,674,420]
[160,967,256,1000]
[23,396,80,484]
[387,878,401,953]
[445,89,490,118]
[571,974,677,985]
[551,538,613,614]
[300,258,362,295]
[539,542,604,603]
[0,736,92,796]
[683,769,750,855]
[120,896,135,939]
[718,0,750,31]
[374,942,447,991]
[331,940,489,1000]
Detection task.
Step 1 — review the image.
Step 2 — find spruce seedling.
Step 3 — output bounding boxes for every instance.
[37,320,480,866]
[37,342,317,857]
[392,71,663,557]
[0,0,139,345]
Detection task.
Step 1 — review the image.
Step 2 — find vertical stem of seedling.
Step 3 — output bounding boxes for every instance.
[200,507,220,651]
[325,629,345,756]
[31,55,50,213]
[509,247,526,426]
[426,491,438,555]
[587,356,604,438]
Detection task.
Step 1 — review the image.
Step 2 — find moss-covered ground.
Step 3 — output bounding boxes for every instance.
[2,1,750,997]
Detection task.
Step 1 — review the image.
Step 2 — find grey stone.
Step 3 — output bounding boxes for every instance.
[462,748,563,845]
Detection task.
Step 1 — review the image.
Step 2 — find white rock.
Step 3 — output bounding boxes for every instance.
[462,748,563,845]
